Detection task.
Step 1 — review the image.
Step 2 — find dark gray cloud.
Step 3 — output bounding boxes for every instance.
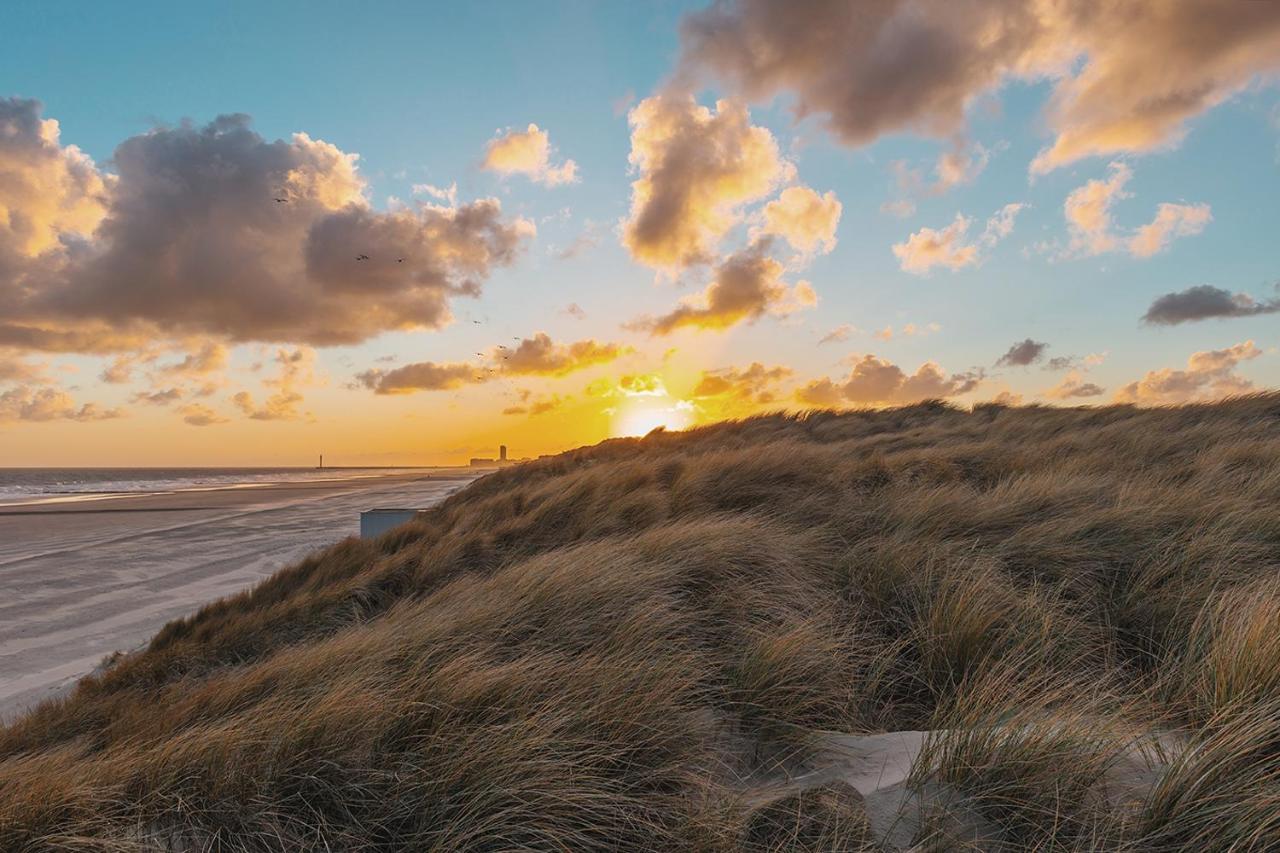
[995,339,1047,368]
[1142,284,1280,326]
[1,104,533,351]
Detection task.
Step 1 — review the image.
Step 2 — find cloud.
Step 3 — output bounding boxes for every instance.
[819,323,854,345]
[159,342,228,376]
[500,333,629,376]
[1127,203,1214,258]
[995,338,1048,368]
[873,322,941,342]
[0,356,46,383]
[796,354,982,407]
[1063,162,1132,255]
[232,389,305,420]
[882,142,993,216]
[676,1,1280,173]
[981,203,1026,245]
[692,362,793,404]
[893,203,1023,275]
[622,94,793,270]
[0,385,122,423]
[503,393,566,417]
[1045,352,1106,372]
[1,106,532,351]
[412,182,457,206]
[629,239,815,334]
[556,227,599,260]
[132,387,183,406]
[356,361,487,395]
[1115,340,1263,404]
[1044,372,1105,400]
[482,123,578,187]
[1143,284,1280,326]
[179,403,229,427]
[1060,163,1210,259]
[758,186,841,255]
[893,214,977,274]
[230,347,317,420]
[0,97,110,260]
[355,332,625,394]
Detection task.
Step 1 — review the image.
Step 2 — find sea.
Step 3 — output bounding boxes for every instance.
[0,467,427,506]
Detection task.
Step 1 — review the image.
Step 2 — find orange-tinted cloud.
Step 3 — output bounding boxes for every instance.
[677,1,1280,173]
[622,94,793,269]
[499,333,630,376]
[797,354,982,407]
[630,239,816,334]
[1059,162,1210,259]
[693,362,793,404]
[0,105,533,351]
[179,403,229,427]
[0,385,122,423]
[356,361,487,395]
[893,203,1024,275]
[758,186,841,255]
[893,215,978,274]
[482,123,578,186]
[1043,372,1105,400]
[1115,341,1262,404]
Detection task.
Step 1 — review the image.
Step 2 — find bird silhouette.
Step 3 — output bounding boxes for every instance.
[274,197,288,203]
[472,320,482,324]
[356,254,370,261]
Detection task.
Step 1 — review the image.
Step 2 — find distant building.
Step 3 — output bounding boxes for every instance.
[470,444,524,468]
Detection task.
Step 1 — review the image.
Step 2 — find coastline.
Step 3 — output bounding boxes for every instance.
[0,469,481,722]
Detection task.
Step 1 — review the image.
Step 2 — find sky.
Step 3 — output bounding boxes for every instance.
[2,0,1279,466]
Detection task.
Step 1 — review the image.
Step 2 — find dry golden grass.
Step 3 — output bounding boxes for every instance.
[2,395,1280,850]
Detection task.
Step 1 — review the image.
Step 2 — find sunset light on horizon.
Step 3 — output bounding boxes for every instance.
[3,1,1279,467]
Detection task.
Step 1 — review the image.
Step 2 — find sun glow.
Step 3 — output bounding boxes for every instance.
[612,397,693,438]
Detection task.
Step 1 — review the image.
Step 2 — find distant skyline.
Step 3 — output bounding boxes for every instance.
[2,0,1279,465]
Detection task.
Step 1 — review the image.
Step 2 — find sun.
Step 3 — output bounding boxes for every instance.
[613,398,692,438]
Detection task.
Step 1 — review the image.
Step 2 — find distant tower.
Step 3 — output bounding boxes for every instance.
[499,444,508,462]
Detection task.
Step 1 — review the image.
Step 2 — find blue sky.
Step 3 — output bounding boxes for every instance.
[1,1,1278,464]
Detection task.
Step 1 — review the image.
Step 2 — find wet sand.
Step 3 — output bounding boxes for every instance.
[0,470,482,721]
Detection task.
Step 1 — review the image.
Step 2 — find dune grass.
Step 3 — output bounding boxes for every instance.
[2,395,1279,850]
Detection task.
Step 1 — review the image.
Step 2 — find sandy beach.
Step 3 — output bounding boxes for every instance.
[0,470,481,721]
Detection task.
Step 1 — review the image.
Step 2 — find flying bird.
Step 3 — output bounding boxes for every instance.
[472,320,482,324]
[356,254,370,261]
[274,197,288,203]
